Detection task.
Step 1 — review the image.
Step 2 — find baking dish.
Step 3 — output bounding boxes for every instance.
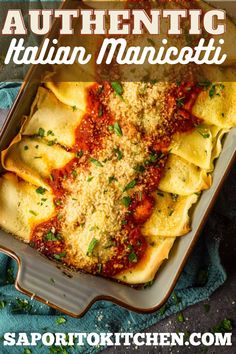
[0,76,235,316]
[0,0,236,317]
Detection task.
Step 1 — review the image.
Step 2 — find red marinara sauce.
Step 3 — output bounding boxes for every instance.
[31,82,202,277]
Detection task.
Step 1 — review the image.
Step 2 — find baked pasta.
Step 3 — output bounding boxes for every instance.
[0,2,236,285]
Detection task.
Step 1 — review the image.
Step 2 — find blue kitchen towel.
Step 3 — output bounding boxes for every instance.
[0,84,228,354]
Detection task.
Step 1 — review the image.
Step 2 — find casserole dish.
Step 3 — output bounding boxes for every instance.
[0,79,235,316]
[0,0,236,317]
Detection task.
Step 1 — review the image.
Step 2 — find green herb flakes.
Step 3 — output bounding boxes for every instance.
[37,127,45,137]
[36,186,46,195]
[87,176,94,182]
[23,349,32,354]
[87,238,98,256]
[6,267,15,284]
[29,210,37,216]
[113,147,123,160]
[209,83,225,99]
[13,298,32,313]
[128,252,138,263]
[0,300,5,309]
[90,157,103,167]
[177,312,185,323]
[121,196,132,208]
[44,231,61,242]
[212,319,233,333]
[98,105,103,117]
[159,305,167,316]
[97,263,102,273]
[76,150,83,158]
[123,179,137,192]
[108,175,118,184]
[176,96,185,108]
[113,122,123,137]
[111,82,123,99]
[56,317,67,325]
[54,252,66,261]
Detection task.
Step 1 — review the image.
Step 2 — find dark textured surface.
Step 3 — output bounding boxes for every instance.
[103,163,236,354]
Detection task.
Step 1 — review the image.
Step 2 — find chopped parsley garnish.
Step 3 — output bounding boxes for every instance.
[177,312,185,323]
[0,300,5,309]
[159,305,167,315]
[209,83,225,99]
[176,96,185,108]
[97,263,102,273]
[90,157,103,167]
[128,252,138,263]
[37,127,45,137]
[71,170,78,178]
[108,175,118,184]
[168,209,174,216]
[24,145,29,151]
[143,280,154,288]
[54,199,62,206]
[113,147,123,160]
[13,298,32,313]
[111,82,124,99]
[23,349,32,354]
[98,105,103,117]
[121,196,132,208]
[87,176,94,182]
[197,80,212,90]
[113,122,123,137]
[47,139,56,146]
[123,179,137,192]
[44,231,61,242]
[212,319,233,333]
[6,267,15,284]
[72,105,77,112]
[56,317,67,325]
[76,150,83,158]
[36,186,46,195]
[87,238,98,256]
[134,164,145,173]
[47,130,55,136]
[104,240,116,249]
[197,129,210,139]
[172,292,180,305]
[53,252,66,261]
[145,151,164,165]
[29,210,37,216]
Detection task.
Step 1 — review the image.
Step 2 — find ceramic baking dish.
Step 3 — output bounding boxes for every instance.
[0,0,236,317]
[0,75,235,317]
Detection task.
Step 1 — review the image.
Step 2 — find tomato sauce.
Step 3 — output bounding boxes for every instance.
[31,81,202,277]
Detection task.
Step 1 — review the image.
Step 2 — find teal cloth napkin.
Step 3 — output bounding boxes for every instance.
[0,84,227,354]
